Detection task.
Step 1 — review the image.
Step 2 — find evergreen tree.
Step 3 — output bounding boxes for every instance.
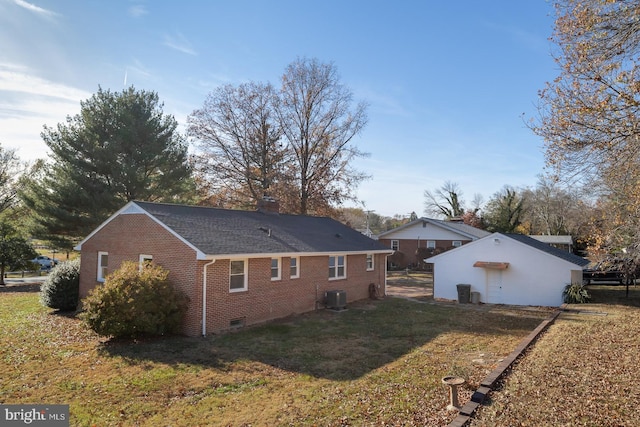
[20,87,195,247]
[0,221,37,285]
[484,186,526,233]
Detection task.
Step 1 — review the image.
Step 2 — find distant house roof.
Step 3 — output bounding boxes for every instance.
[376,217,490,240]
[76,201,392,259]
[505,234,588,266]
[529,235,573,245]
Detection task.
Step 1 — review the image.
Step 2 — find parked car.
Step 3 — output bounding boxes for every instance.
[583,262,624,285]
[31,255,59,270]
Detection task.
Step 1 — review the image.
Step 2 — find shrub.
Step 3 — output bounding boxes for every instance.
[80,261,188,338]
[563,282,591,304]
[40,259,80,311]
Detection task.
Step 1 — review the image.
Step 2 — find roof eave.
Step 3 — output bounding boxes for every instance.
[201,248,394,260]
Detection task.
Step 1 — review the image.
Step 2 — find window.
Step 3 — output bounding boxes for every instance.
[229,260,247,291]
[139,254,153,270]
[329,255,346,279]
[391,240,399,251]
[271,258,281,280]
[452,240,462,248]
[366,253,374,271]
[97,251,108,282]
[426,240,436,249]
[290,257,299,279]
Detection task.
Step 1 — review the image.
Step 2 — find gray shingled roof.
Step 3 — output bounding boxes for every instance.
[505,233,589,267]
[134,201,390,256]
[376,217,490,240]
[428,218,491,239]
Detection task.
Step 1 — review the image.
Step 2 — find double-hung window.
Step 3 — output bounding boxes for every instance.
[271,258,281,281]
[329,255,346,280]
[290,257,299,279]
[391,240,399,251]
[366,253,374,271]
[426,240,436,249]
[97,251,108,282]
[230,260,247,291]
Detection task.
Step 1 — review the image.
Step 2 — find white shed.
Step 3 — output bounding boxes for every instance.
[430,233,589,307]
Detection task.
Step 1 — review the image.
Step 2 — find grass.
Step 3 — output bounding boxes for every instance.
[471,284,640,427]
[0,276,552,426]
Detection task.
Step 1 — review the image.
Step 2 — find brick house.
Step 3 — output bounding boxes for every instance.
[75,200,392,336]
[376,217,490,269]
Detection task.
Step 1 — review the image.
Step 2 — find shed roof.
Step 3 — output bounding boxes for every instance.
[504,234,589,266]
[428,233,589,267]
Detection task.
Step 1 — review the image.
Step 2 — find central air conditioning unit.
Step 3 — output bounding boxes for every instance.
[325,290,347,310]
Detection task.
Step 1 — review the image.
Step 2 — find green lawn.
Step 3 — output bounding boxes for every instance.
[1,286,551,426]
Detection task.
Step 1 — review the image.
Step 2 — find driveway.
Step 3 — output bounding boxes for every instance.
[0,276,45,292]
[385,272,433,300]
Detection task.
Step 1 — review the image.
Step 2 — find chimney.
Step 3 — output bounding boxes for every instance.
[257,196,280,215]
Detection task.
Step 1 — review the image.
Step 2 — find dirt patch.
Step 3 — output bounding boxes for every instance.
[386,271,434,300]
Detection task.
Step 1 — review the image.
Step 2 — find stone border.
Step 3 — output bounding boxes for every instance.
[447,305,564,427]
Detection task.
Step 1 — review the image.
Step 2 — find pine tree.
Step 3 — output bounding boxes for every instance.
[20,87,196,248]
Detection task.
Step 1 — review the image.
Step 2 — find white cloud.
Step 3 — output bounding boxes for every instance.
[13,0,59,18]
[163,32,197,56]
[0,63,89,102]
[0,62,91,162]
[128,4,148,18]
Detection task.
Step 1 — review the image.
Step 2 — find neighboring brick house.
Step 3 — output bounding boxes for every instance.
[75,200,392,336]
[376,218,490,269]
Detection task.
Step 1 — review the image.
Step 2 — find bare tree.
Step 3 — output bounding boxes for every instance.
[0,145,26,215]
[188,82,288,209]
[277,57,369,215]
[424,181,466,219]
[530,0,640,259]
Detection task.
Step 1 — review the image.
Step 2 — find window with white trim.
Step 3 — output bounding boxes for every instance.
[229,260,247,292]
[391,240,399,251]
[366,253,374,271]
[271,258,281,280]
[139,254,153,270]
[97,251,108,282]
[329,255,346,279]
[426,240,436,249]
[452,240,462,247]
[290,257,299,279]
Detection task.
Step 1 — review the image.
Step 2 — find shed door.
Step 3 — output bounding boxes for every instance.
[487,270,503,303]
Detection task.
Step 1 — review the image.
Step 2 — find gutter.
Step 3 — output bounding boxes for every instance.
[202,259,217,336]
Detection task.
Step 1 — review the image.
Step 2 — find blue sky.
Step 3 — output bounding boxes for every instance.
[0,0,557,217]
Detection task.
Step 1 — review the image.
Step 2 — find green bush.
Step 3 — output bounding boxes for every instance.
[563,282,591,304]
[40,259,80,311]
[80,261,188,338]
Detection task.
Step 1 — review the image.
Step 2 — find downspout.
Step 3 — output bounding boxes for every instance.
[202,259,216,337]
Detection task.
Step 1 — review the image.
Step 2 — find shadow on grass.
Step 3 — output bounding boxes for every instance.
[98,297,551,381]
[586,284,640,307]
[0,283,41,293]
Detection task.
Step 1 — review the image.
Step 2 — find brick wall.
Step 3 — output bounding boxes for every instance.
[202,253,387,334]
[80,212,388,337]
[78,213,202,335]
[379,238,471,268]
